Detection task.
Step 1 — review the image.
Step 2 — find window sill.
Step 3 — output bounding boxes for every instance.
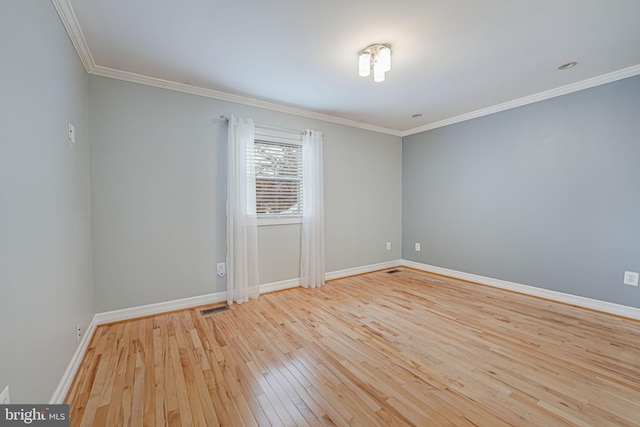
[258,217,302,226]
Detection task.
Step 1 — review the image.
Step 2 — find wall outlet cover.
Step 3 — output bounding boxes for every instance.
[217,263,226,277]
[623,271,639,286]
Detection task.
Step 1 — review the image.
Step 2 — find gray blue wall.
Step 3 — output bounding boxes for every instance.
[89,76,402,312]
[403,76,640,308]
[0,1,94,402]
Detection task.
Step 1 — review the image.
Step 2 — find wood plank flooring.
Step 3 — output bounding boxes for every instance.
[65,269,640,426]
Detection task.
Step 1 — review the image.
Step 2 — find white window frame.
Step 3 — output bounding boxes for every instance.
[253,128,303,226]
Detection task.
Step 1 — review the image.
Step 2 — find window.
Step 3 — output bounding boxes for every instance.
[252,128,303,224]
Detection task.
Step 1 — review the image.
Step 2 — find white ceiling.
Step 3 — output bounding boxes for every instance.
[60,0,640,135]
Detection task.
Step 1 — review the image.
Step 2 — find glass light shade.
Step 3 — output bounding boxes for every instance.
[373,63,385,82]
[358,52,371,77]
[378,46,391,72]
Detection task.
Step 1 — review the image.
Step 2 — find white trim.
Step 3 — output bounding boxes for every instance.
[401,260,640,321]
[94,291,228,325]
[325,260,402,281]
[49,315,98,404]
[51,258,639,403]
[89,65,402,136]
[401,64,640,137]
[259,278,300,294]
[255,128,303,145]
[258,217,302,226]
[50,0,402,136]
[88,260,401,326]
[48,280,296,403]
[53,0,640,138]
[51,0,95,72]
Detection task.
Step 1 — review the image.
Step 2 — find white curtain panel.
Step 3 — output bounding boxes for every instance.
[226,115,260,304]
[300,130,326,288]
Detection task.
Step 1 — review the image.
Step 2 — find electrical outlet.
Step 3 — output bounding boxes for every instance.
[0,386,10,405]
[76,323,82,342]
[217,262,226,277]
[386,242,391,250]
[415,243,421,252]
[623,271,639,286]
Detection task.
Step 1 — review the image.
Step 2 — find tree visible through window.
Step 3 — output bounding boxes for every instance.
[253,130,303,218]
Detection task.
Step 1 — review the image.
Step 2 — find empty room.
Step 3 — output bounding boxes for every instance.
[2,0,640,426]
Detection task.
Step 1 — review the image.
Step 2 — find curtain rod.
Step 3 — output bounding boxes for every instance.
[217,115,307,135]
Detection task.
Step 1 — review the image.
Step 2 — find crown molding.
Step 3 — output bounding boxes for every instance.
[402,64,640,137]
[51,1,401,136]
[53,0,639,139]
[51,0,96,72]
[90,65,403,136]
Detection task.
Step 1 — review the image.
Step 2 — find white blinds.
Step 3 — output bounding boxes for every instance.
[253,129,303,217]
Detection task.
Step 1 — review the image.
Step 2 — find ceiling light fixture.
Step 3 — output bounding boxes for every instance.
[359,44,391,82]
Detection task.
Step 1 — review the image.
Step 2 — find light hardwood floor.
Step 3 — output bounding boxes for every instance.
[66,269,640,426]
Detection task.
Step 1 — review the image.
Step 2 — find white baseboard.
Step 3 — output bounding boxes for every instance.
[325,259,402,281]
[50,315,98,404]
[258,260,402,293]
[92,259,401,325]
[401,259,640,321]
[260,278,300,294]
[49,259,399,403]
[94,291,228,325]
[52,258,639,403]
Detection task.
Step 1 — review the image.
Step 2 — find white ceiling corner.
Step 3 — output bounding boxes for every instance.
[54,0,640,136]
[51,0,95,72]
[401,63,640,137]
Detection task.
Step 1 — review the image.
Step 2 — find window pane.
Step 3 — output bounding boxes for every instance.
[254,139,302,216]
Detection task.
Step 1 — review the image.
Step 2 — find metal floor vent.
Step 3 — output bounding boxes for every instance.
[200,305,229,315]
[386,269,402,274]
